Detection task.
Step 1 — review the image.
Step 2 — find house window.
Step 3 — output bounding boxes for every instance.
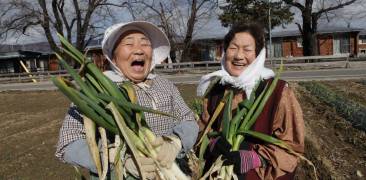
[0,64,7,73]
[296,38,303,47]
[269,39,283,58]
[359,35,366,44]
[333,33,350,54]
[209,47,216,61]
[30,59,37,72]
[36,59,41,70]
[8,61,14,73]
[360,49,366,55]
[0,61,14,74]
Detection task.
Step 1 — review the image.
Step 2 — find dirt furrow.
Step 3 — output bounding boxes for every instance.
[321,80,366,106]
[293,83,366,179]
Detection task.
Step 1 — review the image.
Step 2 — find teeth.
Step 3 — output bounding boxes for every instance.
[232,62,246,66]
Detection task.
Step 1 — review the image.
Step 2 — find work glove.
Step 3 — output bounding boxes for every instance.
[208,137,262,174]
[151,135,182,168]
[208,136,232,158]
[208,136,250,157]
[222,150,262,174]
[125,156,157,179]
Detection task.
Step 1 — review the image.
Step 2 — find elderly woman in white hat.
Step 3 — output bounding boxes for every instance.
[55,21,199,179]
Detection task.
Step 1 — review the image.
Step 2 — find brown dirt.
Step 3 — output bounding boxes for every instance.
[0,81,365,179]
[0,91,89,180]
[320,80,366,106]
[293,82,366,180]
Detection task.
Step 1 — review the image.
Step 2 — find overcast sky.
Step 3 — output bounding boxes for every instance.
[3,0,366,45]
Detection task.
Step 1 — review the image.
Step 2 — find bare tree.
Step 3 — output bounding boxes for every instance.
[131,0,218,62]
[129,0,178,62]
[181,0,216,62]
[284,0,358,56]
[324,0,366,27]
[0,0,128,66]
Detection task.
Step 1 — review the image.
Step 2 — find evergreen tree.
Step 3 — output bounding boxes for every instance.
[219,0,293,29]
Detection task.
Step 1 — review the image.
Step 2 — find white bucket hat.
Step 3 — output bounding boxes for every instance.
[102,21,170,71]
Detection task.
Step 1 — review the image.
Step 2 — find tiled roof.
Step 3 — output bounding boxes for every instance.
[272,25,364,38]
[0,50,47,60]
[0,42,53,53]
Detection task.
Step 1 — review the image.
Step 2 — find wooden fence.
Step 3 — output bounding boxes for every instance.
[1,55,365,83]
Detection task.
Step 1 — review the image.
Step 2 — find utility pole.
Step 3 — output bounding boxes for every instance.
[268,0,273,66]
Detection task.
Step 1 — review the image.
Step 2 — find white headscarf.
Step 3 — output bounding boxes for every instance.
[196,48,274,98]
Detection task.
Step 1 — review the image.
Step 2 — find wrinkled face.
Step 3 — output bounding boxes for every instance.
[113,30,153,83]
[225,32,256,77]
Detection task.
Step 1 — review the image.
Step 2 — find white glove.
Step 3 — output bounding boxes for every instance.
[125,157,157,179]
[151,136,182,168]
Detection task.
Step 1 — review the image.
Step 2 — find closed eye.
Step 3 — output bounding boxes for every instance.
[141,43,151,47]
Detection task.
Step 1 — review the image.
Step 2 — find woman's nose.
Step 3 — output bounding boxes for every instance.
[132,45,144,55]
[235,49,247,61]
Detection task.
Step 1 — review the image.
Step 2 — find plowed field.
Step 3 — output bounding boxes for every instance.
[0,81,365,179]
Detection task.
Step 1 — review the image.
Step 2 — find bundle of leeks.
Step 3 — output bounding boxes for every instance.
[52,33,189,180]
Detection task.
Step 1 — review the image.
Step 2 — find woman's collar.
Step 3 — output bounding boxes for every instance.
[103,70,156,84]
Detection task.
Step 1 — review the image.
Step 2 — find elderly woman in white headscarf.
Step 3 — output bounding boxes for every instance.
[55,21,198,179]
[197,23,304,180]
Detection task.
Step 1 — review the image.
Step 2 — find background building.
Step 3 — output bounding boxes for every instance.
[1,26,365,74]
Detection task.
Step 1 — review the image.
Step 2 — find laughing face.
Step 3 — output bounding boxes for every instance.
[113,30,153,83]
[224,32,257,77]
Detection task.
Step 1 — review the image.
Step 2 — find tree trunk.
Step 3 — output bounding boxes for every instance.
[301,7,320,57]
[301,4,314,57]
[170,46,177,63]
[181,38,192,62]
[310,13,319,56]
[181,0,197,62]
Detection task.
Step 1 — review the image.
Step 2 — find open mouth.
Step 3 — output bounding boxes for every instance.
[232,61,247,67]
[131,59,145,72]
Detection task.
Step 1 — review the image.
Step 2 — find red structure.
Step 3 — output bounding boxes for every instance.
[269,26,363,57]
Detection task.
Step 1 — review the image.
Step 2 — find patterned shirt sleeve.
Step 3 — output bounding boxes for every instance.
[167,79,199,153]
[55,105,86,161]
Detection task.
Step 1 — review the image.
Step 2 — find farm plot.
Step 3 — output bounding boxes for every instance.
[0,91,77,179]
[0,82,365,179]
[320,80,366,107]
[296,80,366,179]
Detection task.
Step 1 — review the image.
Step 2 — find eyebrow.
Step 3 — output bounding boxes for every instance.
[230,42,254,48]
